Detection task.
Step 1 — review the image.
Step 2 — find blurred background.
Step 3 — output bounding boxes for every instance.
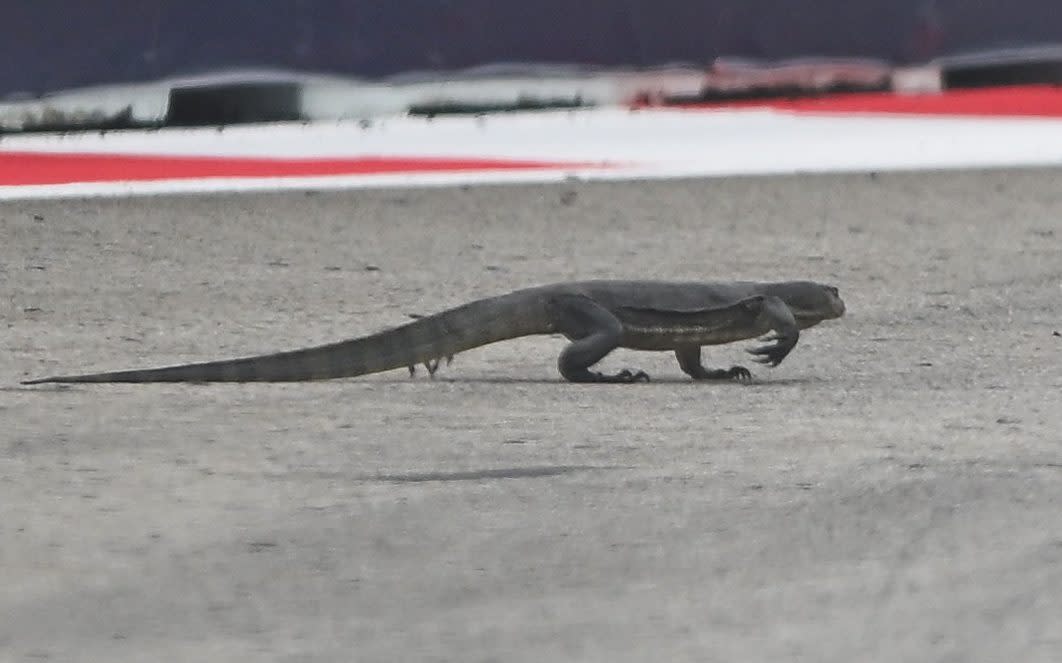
[4,0,1061,131]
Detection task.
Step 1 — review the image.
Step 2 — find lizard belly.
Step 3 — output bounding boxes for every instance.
[613,299,770,351]
[620,324,762,350]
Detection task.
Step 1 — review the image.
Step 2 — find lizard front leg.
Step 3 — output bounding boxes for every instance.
[675,346,751,381]
[548,294,650,383]
[746,295,800,366]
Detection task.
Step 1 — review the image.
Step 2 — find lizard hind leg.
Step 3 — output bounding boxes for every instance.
[548,294,649,384]
[409,357,448,378]
[411,354,454,379]
[424,358,441,377]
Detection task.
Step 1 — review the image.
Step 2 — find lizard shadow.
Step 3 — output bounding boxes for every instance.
[372,375,824,386]
[11,376,823,389]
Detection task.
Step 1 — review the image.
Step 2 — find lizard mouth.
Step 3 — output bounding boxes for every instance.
[831,298,847,318]
[794,307,843,328]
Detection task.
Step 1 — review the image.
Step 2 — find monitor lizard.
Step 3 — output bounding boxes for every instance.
[22,279,845,385]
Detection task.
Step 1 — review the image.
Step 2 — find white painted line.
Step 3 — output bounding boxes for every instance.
[4,107,1062,200]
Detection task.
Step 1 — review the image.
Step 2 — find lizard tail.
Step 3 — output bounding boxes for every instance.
[22,290,549,384]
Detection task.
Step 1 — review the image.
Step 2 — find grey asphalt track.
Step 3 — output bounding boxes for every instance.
[4,169,1062,662]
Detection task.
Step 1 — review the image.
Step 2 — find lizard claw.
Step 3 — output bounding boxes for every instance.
[747,334,797,367]
[727,365,752,380]
[616,369,651,383]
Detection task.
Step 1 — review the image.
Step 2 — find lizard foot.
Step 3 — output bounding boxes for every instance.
[564,368,651,383]
[595,368,651,383]
[694,365,752,381]
[747,333,797,367]
[723,365,752,381]
[687,365,752,381]
[728,365,752,381]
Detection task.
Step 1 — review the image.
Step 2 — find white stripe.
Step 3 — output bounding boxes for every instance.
[3,108,1062,200]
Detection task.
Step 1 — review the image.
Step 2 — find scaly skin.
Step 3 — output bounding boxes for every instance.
[21,280,845,385]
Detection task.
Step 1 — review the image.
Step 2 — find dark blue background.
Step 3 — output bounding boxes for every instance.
[6,0,1060,96]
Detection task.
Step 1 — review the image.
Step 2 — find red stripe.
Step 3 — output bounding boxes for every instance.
[670,85,1062,118]
[0,152,599,186]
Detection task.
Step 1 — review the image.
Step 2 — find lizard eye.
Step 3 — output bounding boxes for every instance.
[826,286,839,296]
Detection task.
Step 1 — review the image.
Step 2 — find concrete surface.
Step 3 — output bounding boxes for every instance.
[3,169,1062,662]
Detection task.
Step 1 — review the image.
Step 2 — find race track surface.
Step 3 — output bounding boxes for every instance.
[5,169,1062,661]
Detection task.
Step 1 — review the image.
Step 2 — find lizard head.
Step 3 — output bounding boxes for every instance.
[768,281,846,328]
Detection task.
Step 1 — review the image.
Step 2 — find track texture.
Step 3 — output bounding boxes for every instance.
[5,170,1062,661]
